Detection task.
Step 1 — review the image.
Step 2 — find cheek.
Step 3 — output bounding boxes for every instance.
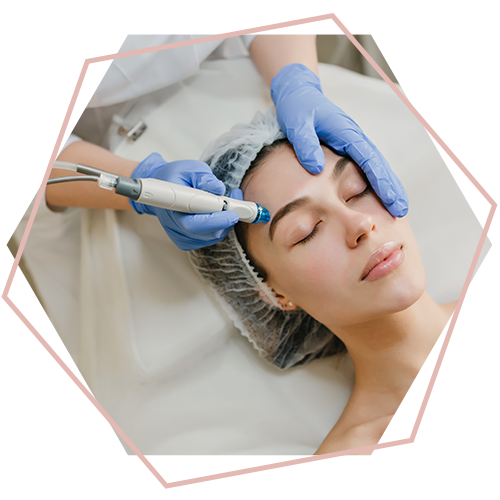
[398,219,427,296]
[267,239,352,309]
[299,243,349,286]
[283,261,360,328]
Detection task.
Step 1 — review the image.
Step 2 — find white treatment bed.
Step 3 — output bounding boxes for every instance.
[14,57,489,455]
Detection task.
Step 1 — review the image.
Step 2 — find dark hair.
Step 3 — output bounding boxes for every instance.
[234,138,291,281]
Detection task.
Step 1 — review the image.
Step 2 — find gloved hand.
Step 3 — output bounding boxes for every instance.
[129,153,240,250]
[271,63,409,217]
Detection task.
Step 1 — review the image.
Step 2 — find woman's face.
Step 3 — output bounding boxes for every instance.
[242,144,426,329]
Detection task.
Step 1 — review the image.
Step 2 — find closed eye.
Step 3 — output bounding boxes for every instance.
[294,185,371,245]
[347,185,372,202]
[296,221,321,246]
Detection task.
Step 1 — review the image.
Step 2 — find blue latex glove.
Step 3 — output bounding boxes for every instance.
[271,63,409,217]
[129,153,240,251]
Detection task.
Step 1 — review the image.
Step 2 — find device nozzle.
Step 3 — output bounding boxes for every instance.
[253,205,271,224]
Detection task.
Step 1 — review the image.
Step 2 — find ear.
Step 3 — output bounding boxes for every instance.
[264,275,298,311]
[272,289,298,311]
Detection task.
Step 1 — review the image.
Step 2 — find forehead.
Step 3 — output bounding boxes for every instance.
[242,144,343,211]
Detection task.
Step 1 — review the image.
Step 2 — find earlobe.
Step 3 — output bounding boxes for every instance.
[273,289,297,310]
[266,278,298,310]
[280,300,296,311]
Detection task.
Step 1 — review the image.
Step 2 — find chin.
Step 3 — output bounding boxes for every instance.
[381,265,427,315]
[391,276,426,312]
[380,238,427,313]
[355,263,427,322]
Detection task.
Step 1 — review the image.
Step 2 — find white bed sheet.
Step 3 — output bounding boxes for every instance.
[17,58,489,455]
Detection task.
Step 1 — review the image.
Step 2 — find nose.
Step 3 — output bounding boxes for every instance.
[345,211,375,248]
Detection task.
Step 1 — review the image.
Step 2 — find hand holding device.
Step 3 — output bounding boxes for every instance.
[129,154,267,251]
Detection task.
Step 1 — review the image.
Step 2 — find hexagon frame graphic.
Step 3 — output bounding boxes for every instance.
[2,13,497,490]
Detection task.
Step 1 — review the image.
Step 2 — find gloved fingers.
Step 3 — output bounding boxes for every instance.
[219,224,234,240]
[166,159,213,175]
[132,152,168,179]
[161,224,228,251]
[193,173,226,196]
[229,188,244,200]
[128,197,154,216]
[345,139,409,218]
[361,135,409,217]
[318,122,360,155]
[288,124,325,175]
[346,139,395,203]
[172,210,239,236]
[153,159,218,187]
[162,230,217,251]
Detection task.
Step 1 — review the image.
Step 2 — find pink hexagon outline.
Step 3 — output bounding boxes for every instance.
[2,12,497,490]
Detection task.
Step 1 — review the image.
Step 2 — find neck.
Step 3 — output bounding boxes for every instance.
[331,292,453,403]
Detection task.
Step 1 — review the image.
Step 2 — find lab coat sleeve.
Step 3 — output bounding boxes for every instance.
[211,35,258,60]
[241,35,257,48]
[5,73,80,220]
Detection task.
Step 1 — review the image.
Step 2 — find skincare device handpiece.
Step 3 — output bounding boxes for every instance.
[115,177,270,224]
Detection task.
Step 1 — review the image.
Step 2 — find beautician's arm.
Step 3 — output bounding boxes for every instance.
[47,140,237,252]
[48,37,318,212]
[46,35,301,213]
[249,35,318,85]
[47,140,138,211]
[249,34,409,218]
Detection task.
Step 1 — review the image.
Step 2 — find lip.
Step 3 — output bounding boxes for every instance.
[361,242,404,282]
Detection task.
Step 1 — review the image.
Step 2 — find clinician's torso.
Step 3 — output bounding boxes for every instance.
[5,33,230,147]
[5,33,220,109]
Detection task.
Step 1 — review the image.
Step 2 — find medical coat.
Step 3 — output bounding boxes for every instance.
[5,33,256,368]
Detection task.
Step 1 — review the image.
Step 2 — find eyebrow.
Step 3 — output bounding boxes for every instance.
[332,156,351,181]
[268,156,351,241]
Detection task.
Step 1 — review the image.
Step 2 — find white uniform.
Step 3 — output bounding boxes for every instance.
[5,33,256,367]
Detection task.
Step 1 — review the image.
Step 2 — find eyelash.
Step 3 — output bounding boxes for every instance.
[295,186,372,246]
[348,185,371,201]
[296,222,321,245]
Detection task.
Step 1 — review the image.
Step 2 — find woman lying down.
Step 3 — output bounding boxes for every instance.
[190,108,457,455]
